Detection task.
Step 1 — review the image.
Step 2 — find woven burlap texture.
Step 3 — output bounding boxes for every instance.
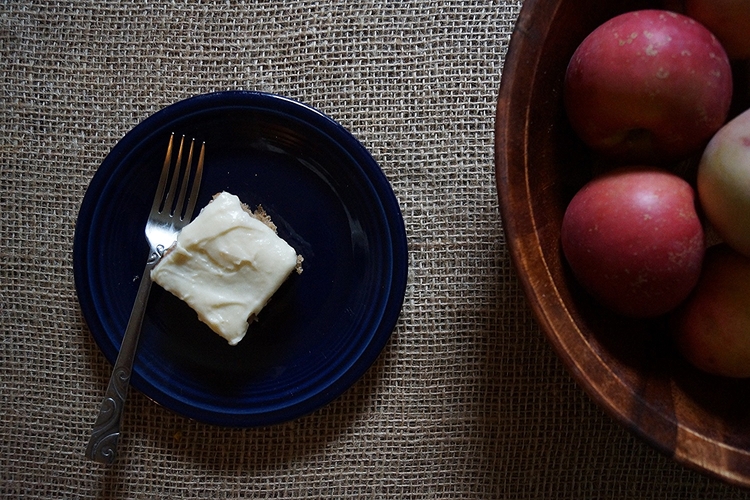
[2,1,750,498]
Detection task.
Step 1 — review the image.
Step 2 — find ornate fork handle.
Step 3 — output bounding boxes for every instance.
[85,256,158,464]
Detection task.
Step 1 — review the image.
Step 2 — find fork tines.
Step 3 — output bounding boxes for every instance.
[157,133,205,221]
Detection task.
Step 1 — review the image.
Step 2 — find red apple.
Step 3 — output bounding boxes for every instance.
[561,167,705,317]
[686,0,750,60]
[564,10,733,163]
[672,244,750,378]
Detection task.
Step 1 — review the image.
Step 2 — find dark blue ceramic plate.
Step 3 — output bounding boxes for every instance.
[74,91,408,427]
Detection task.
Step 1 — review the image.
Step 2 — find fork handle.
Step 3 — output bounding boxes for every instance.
[85,260,156,464]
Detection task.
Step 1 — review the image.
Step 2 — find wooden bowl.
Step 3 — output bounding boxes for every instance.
[495,0,750,488]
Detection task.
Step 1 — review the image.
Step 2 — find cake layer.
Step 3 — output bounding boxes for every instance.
[151,191,299,345]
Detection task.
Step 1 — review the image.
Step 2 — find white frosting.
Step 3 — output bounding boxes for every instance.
[151,191,298,345]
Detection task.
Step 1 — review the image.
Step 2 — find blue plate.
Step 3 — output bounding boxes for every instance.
[74,91,408,427]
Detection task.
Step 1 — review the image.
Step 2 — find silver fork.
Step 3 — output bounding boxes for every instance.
[85,133,205,464]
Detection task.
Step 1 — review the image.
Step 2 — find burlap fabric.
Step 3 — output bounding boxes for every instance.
[2,1,750,498]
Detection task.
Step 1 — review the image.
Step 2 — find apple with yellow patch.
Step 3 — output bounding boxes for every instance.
[697,107,750,258]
